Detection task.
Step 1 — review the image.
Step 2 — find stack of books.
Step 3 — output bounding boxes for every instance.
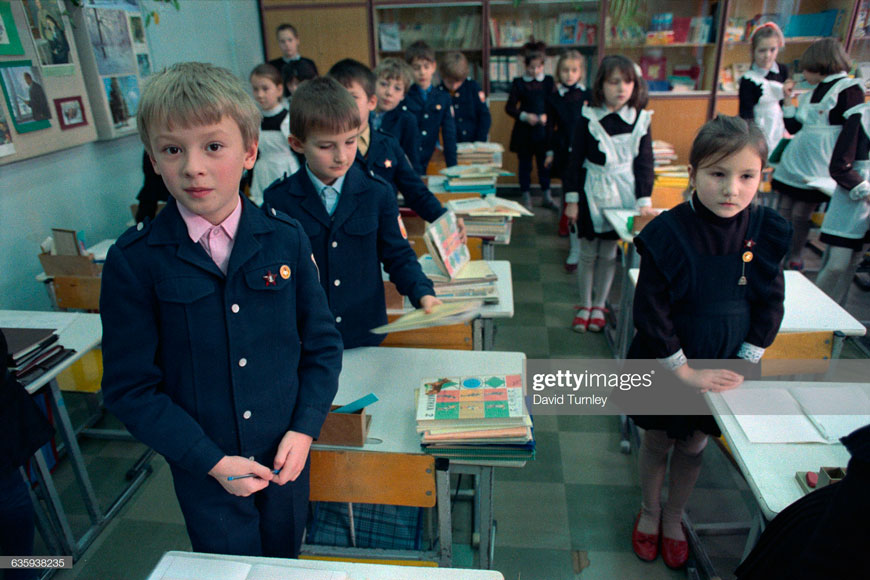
[446,196,533,244]
[438,165,512,196]
[456,142,504,167]
[416,374,535,465]
[654,164,690,189]
[652,140,677,167]
[422,211,499,303]
[3,327,74,386]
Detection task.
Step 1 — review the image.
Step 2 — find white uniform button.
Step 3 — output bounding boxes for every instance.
[336,316,342,323]
[271,208,277,215]
[422,130,428,136]
[243,410,252,419]
[334,279,341,287]
[424,114,429,119]
[231,304,240,313]
[137,222,144,231]
[238,358,247,367]
[331,241,338,248]
[248,456,255,460]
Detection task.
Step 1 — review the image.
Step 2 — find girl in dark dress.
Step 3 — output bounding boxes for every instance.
[506,41,555,210]
[628,116,791,569]
[544,50,588,267]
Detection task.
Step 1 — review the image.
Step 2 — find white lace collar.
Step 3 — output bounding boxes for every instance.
[557,82,586,97]
[750,61,780,76]
[589,104,637,125]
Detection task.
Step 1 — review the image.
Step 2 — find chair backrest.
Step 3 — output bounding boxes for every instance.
[309,450,436,508]
[650,185,686,209]
[760,331,834,376]
[54,276,101,311]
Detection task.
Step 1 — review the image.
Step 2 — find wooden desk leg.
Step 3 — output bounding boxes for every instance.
[435,460,453,568]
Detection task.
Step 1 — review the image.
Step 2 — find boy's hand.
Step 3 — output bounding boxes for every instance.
[564,202,579,223]
[674,365,743,393]
[544,153,554,169]
[420,295,442,313]
[209,456,273,496]
[272,430,313,484]
[457,217,468,245]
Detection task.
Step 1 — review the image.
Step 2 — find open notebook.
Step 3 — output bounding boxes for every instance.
[721,384,870,444]
[151,556,347,580]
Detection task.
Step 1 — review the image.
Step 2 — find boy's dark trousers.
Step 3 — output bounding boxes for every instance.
[170,455,310,557]
[517,141,550,192]
[0,469,37,580]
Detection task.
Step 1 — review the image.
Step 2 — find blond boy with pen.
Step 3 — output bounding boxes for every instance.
[100,62,343,558]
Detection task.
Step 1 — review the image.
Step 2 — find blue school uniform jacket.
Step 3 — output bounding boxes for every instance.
[263,164,435,348]
[441,79,491,143]
[403,84,458,171]
[100,196,343,476]
[376,107,422,174]
[357,128,445,223]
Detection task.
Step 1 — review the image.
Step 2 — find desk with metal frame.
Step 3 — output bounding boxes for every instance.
[0,310,151,564]
[315,347,526,569]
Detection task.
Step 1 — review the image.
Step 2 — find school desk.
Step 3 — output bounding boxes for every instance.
[387,260,514,351]
[705,381,865,560]
[0,310,151,561]
[35,238,114,310]
[147,550,506,579]
[312,347,526,569]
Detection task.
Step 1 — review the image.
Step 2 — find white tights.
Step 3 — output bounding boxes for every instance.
[777,195,817,264]
[577,238,618,308]
[815,245,863,306]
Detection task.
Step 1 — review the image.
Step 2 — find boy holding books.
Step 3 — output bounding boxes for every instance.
[99,62,343,558]
[263,76,441,348]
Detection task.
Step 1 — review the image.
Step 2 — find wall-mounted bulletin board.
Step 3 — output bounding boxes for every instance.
[69,0,154,141]
[0,0,97,166]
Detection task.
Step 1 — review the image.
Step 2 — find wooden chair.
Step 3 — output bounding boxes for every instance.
[301,449,451,567]
[760,330,834,377]
[53,276,101,311]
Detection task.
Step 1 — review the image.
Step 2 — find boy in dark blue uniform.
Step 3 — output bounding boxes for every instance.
[439,51,491,143]
[100,63,342,558]
[328,59,446,224]
[372,57,422,174]
[403,41,457,174]
[268,23,318,98]
[264,77,440,349]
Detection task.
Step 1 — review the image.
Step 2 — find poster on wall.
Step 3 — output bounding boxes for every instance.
[84,0,141,12]
[102,74,138,129]
[0,60,52,133]
[129,14,146,49]
[0,104,16,158]
[54,96,88,130]
[136,53,151,77]
[0,1,25,56]
[22,0,74,76]
[85,8,135,76]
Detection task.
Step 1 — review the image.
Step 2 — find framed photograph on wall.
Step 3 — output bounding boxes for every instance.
[0,105,16,158]
[102,74,139,129]
[84,7,135,76]
[54,96,88,130]
[0,60,52,133]
[0,1,25,56]
[22,0,74,74]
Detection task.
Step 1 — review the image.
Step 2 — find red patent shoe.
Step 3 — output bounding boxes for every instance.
[631,513,659,562]
[661,526,689,569]
[587,306,608,332]
[572,307,590,333]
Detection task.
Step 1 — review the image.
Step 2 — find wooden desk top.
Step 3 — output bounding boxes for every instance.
[0,310,102,394]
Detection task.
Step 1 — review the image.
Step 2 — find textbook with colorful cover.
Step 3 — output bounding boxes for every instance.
[415,374,531,430]
[370,301,483,334]
[423,211,497,283]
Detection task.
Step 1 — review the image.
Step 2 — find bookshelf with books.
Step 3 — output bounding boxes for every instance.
[717,0,857,96]
[373,1,485,85]
[604,0,723,93]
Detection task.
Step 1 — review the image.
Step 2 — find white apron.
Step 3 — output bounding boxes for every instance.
[582,106,652,233]
[743,69,785,152]
[821,104,870,241]
[773,74,863,193]
[250,113,299,206]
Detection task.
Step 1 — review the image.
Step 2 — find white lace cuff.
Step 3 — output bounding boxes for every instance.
[519,112,529,123]
[564,192,580,204]
[636,197,652,209]
[849,181,870,201]
[782,104,797,118]
[658,349,687,371]
[737,342,765,363]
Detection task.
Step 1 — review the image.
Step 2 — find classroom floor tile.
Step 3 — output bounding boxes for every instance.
[492,546,578,580]
[495,430,563,483]
[564,483,643,552]
[559,432,639,486]
[492,481,571,550]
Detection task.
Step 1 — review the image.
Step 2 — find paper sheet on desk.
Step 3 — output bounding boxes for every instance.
[158,557,348,580]
[722,386,870,443]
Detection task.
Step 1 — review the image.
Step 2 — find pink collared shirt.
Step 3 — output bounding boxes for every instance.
[177,197,242,274]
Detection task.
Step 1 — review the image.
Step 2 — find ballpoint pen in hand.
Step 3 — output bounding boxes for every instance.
[227,469,280,481]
